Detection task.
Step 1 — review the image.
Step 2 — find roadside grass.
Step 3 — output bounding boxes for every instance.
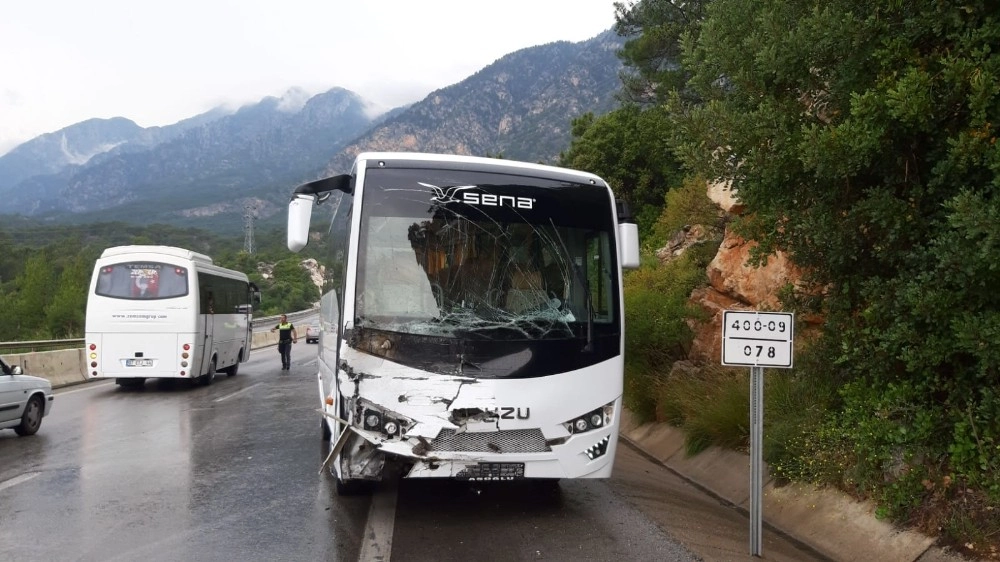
[654,365,749,455]
[622,244,715,423]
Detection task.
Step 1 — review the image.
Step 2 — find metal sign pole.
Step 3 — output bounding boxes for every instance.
[720,310,794,558]
[749,365,764,556]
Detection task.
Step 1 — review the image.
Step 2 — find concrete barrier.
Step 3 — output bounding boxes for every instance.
[7,349,89,388]
[252,331,280,349]
[12,332,282,389]
[3,307,318,388]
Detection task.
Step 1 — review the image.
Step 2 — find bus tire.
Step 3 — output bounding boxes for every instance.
[199,359,216,386]
[225,359,240,377]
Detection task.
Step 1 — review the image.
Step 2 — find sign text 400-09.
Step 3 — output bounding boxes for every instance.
[730,319,787,333]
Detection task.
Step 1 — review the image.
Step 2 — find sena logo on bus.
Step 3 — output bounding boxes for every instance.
[461,192,534,210]
[425,183,534,210]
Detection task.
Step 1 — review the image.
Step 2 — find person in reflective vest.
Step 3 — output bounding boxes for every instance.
[270,314,298,371]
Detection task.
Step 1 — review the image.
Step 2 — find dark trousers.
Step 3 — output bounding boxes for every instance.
[278,341,292,368]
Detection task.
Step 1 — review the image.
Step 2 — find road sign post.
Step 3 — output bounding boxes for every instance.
[721,310,795,557]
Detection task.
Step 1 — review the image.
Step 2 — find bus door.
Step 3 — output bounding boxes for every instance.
[244,284,261,361]
[199,290,215,375]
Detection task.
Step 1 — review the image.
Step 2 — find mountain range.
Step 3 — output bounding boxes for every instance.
[0,29,624,236]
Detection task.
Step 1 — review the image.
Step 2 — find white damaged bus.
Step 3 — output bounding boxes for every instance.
[85,245,260,388]
[287,153,640,494]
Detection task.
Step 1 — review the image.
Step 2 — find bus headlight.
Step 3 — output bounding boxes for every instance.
[357,401,411,440]
[563,401,616,435]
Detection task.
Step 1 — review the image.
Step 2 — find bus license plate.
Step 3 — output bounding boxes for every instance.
[125,359,153,367]
[456,462,525,481]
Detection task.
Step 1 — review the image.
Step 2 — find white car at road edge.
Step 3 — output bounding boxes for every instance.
[0,356,54,436]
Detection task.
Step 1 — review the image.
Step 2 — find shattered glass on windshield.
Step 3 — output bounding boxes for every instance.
[355,168,616,343]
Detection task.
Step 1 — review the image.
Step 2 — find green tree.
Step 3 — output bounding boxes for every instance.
[668,0,1000,527]
[12,254,56,338]
[560,105,685,239]
[613,0,708,105]
[45,254,92,338]
[260,258,318,315]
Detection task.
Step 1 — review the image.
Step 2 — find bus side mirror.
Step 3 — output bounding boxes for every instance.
[619,223,640,269]
[288,194,315,252]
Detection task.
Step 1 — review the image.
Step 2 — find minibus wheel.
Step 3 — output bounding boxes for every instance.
[199,359,216,386]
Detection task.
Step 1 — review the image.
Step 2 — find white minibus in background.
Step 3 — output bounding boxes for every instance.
[85,246,260,388]
[287,152,640,494]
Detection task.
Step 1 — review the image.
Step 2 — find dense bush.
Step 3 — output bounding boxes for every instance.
[622,250,708,422]
[613,0,1000,551]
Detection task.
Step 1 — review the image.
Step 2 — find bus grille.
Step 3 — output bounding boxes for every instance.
[430,429,551,454]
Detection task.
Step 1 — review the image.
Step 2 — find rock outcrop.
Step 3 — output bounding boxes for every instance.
[670,181,820,365]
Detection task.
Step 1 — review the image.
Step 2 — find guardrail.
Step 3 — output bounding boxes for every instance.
[0,308,319,350]
[0,338,85,353]
[252,309,318,331]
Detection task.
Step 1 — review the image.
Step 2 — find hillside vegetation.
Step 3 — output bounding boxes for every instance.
[558,0,999,556]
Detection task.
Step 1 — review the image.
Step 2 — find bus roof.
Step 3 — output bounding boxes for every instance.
[353,152,606,185]
[99,245,214,265]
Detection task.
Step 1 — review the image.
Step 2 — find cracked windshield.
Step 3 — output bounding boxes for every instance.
[355,166,617,342]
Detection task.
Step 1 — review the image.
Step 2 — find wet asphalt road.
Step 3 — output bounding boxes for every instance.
[0,346,823,562]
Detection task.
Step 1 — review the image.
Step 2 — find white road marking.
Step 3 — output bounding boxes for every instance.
[213,383,262,403]
[358,483,398,562]
[0,472,40,493]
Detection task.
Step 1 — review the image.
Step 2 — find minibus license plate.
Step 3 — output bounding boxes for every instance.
[456,462,525,481]
[126,359,153,367]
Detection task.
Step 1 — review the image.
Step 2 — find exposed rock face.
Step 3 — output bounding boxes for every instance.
[706,179,744,215]
[655,224,715,261]
[687,231,808,363]
[706,231,804,310]
[676,185,819,365]
[300,258,325,293]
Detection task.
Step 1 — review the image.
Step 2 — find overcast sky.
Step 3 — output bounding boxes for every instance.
[0,0,621,155]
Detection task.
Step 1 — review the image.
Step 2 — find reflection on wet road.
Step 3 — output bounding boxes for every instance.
[0,353,366,562]
[0,349,823,562]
